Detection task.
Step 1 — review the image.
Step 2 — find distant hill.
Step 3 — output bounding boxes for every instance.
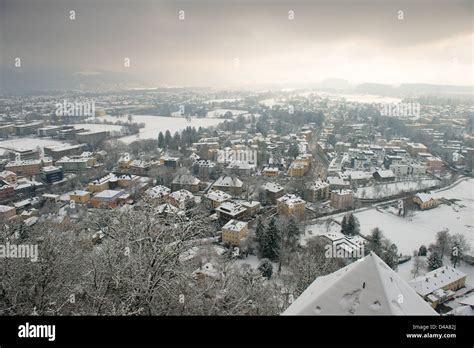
[0,67,141,94]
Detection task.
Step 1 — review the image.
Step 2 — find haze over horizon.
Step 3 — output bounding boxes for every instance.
[1,0,473,90]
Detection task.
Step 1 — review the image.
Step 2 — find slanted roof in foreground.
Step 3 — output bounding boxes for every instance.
[282,252,437,316]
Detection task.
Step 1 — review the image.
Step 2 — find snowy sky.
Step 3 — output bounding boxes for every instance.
[1,0,473,87]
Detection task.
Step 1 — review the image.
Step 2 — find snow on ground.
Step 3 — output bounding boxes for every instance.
[73,123,124,133]
[0,137,69,154]
[203,98,242,104]
[354,179,473,255]
[397,256,474,287]
[305,178,473,257]
[205,109,248,118]
[94,115,224,144]
[356,178,440,199]
[302,220,341,246]
[259,99,286,108]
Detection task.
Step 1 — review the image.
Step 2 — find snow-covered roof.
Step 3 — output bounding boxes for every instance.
[310,180,330,190]
[213,176,243,188]
[169,189,194,202]
[414,193,436,203]
[283,252,437,315]
[205,190,232,202]
[374,169,395,178]
[263,182,284,193]
[459,293,474,307]
[409,266,466,297]
[93,190,123,200]
[0,205,15,213]
[215,201,247,216]
[277,194,305,206]
[172,174,200,185]
[146,185,171,199]
[222,219,247,232]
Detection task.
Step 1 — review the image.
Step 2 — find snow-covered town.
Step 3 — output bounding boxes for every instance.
[1,0,474,345]
[1,86,473,318]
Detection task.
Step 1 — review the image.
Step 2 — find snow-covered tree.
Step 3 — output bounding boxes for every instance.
[428,250,443,270]
[258,258,273,279]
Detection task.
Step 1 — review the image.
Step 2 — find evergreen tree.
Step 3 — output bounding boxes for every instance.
[164,130,172,148]
[341,213,360,236]
[418,245,427,256]
[260,217,280,261]
[428,250,443,270]
[340,214,348,235]
[382,243,399,270]
[258,259,273,279]
[367,227,383,256]
[255,218,265,247]
[158,132,165,148]
[285,216,300,251]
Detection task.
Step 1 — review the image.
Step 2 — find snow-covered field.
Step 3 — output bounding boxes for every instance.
[203,98,242,104]
[205,109,248,118]
[90,115,224,144]
[305,179,473,256]
[356,179,473,255]
[356,178,440,199]
[73,123,124,133]
[0,137,69,154]
[398,256,474,286]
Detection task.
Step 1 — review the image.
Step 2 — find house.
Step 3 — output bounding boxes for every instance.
[69,190,91,204]
[193,262,221,281]
[241,200,261,217]
[168,189,194,209]
[426,157,443,171]
[0,180,14,200]
[221,219,249,246]
[316,231,365,259]
[40,166,64,184]
[413,193,439,210]
[171,174,201,193]
[409,266,467,308]
[0,205,16,220]
[307,180,330,202]
[212,176,243,196]
[277,194,306,219]
[287,162,307,177]
[5,159,43,176]
[373,169,395,182]
[56,156,95,172]
[406,142,428,157]
[88,174,113,192]
[262,167,279,177]
[146,185,171,203]
[204,190,232,209]
[330,189,353,210]
[0,171,17,185]
[263,182,284,204]
[283,252,438,315]
[90,190,123,209]
[227,161,254,177]
[215,201,247,222]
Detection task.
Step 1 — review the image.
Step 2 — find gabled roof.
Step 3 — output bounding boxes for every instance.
[283,252,437,315]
